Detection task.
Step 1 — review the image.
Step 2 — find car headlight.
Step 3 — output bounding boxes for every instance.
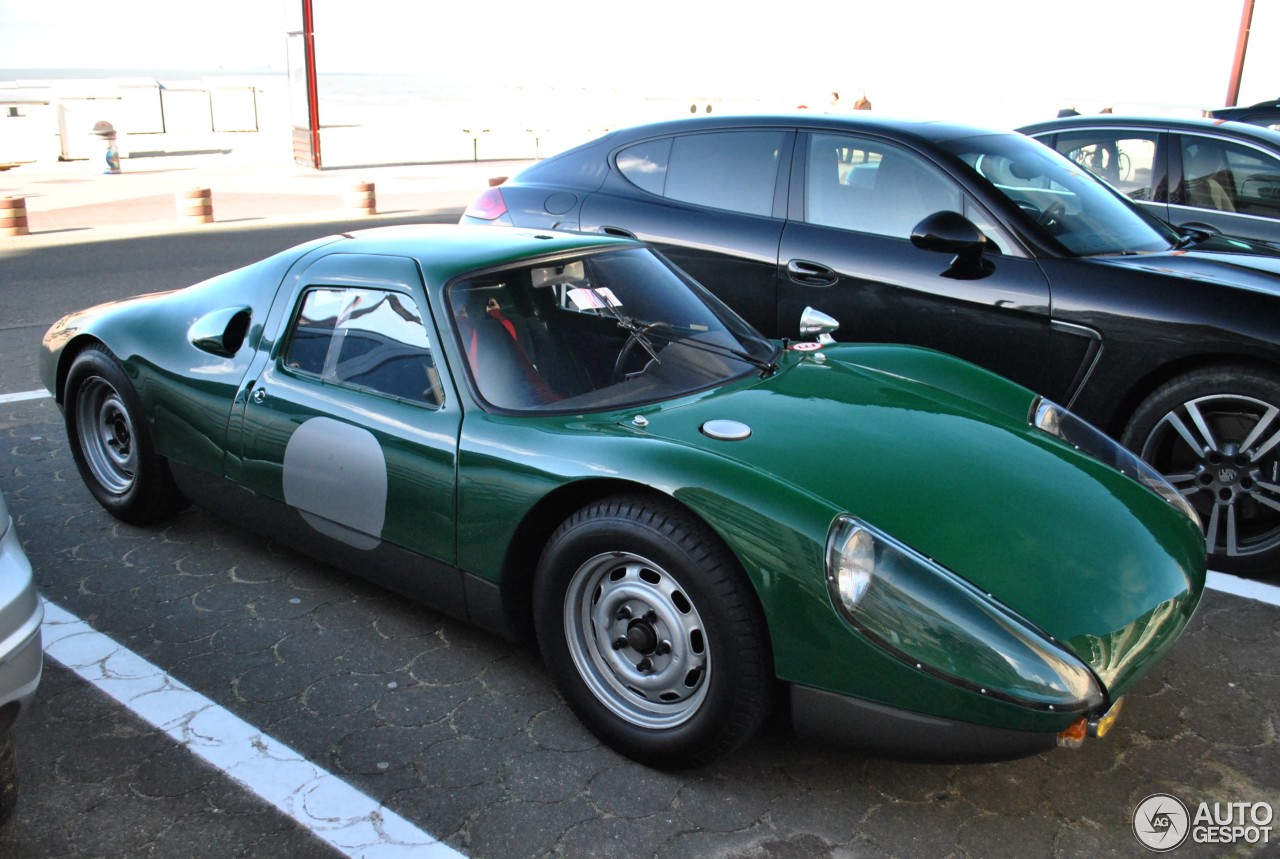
[1031,397,1200,527]
[826,515,1104,711]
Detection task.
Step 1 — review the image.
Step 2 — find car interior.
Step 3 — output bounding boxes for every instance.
[1182,142,1237,212]
[447,251,748,413]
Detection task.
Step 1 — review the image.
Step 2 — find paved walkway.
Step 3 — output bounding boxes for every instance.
[0,149,530,240]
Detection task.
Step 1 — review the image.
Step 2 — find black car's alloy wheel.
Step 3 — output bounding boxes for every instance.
[64,345,188,525]
[1124,366,1280,575]
[533,495,773,769]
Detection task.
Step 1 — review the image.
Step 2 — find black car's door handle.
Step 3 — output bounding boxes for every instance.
[786,259,839,287]
[599,225,637,239]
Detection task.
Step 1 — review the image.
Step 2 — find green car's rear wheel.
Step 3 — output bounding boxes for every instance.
[75,374,138,496]
[64,345,187,525]
[534,495,773,768]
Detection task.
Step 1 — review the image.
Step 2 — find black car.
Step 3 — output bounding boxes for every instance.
[1210,98,1280,132]
[1019,114,1280,249]
[461,113,1280,575]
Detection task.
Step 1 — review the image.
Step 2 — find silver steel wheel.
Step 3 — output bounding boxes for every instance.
[1140,393,1280,561]
[563,551,709,730]
[75,376,138,496]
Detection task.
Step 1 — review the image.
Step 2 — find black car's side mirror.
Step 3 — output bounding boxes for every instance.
[1176,222,1223,241]
[910,211,994,280]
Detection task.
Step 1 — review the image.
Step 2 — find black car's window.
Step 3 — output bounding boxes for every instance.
[942,132,1175,256]
[1050,130,1159,201]
[616,138,671,195]
[1179,134,1280,218]
[447,246,777,413]
[617,131,783,217]
[804,133,962,238]
[283,287,443,407]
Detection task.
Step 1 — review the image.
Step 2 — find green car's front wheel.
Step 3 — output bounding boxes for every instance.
[533,495,773,769]
[64,345,187,525]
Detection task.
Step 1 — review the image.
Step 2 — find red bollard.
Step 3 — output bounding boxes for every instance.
[176,188,214,225]
[345,181,376,215]
[1,197,29,237]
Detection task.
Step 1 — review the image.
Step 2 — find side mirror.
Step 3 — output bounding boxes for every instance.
[189,306,252,358]
[799,307,839,344]
[910,211,993,279]
[1175,222,1223,241]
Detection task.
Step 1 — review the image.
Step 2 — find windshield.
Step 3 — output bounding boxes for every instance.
[938,132,1178,256]
[447,246,778,412]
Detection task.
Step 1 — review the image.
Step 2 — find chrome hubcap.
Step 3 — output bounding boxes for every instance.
[76,377,137,496]
[1142,394,1280,559]
[563,551,708,729]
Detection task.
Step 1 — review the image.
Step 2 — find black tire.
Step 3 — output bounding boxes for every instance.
[1121,365,1280,576]
[533,495,773,769]
[0,728,18,825]
[64,344,188,525]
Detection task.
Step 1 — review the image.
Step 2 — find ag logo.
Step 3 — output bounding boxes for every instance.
[1134,793,1190,851]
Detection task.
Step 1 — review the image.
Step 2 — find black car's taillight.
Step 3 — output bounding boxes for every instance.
[464,187,509,221]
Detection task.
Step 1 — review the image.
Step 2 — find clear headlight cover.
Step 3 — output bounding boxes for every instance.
[1031,397,1200,527]
[826,515,1104,711]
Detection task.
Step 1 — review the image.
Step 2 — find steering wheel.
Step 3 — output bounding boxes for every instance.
[1038,201,1067,230]
[611,323,666,384]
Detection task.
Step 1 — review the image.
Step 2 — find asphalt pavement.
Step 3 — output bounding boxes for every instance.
[1,149,1279,858]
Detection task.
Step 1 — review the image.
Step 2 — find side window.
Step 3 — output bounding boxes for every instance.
[616,138,671,195]
[1182,135,1280,218]
[805,133,962,238]
[1053,130,1158,201]
[283,287,443,407]
[616,131,783,216]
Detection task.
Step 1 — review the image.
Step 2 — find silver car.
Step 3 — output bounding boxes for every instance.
[0,490,43,823]
[1019,114,1280,250]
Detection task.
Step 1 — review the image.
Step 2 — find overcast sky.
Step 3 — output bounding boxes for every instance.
[1,0,1277,128]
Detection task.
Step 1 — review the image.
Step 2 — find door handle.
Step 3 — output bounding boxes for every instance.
[786,259,839,287]
[599,225,637,239]
[250,387,267,404]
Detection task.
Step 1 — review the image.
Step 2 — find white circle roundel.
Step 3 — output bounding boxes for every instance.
[282,417,387,550]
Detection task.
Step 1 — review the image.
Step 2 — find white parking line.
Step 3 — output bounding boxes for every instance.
[0,389,51,404]
[41,600,466,859]
[1206,571,1280,607]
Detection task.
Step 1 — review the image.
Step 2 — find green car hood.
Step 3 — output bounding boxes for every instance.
[641,345,1204,694]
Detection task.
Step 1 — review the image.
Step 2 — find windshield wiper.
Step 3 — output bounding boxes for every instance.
[584,287,777,376]
[628,319,779,376]
[586,287,664,366]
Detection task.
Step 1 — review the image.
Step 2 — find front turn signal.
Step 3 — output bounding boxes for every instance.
[1090,696,1125,738]
[1057,717,1088,749]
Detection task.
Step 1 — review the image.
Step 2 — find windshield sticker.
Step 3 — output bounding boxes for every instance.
[566,287,622,312]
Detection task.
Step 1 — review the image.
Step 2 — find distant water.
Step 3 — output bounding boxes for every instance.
[0,67,774,165]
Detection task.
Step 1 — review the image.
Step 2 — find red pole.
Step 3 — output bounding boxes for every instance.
[1225,0,1255,108]
[302,0,322,168]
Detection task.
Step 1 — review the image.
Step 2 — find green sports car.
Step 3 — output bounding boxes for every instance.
[40,225,1204,768]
